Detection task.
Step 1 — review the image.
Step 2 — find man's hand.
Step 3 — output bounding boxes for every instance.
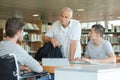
[81,57,96,63]
[50,38,60,48]
[20,65,32,72]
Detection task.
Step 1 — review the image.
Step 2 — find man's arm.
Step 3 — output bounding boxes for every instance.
[95,53,116,63]
[42,36,60,48]
[83,53,116,63]
[69,40,77,61]
[42,35,52,42]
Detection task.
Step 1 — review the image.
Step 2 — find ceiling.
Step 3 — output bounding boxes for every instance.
[0,0,120,23]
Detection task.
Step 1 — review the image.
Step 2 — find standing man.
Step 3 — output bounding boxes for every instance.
[43,7,81,61]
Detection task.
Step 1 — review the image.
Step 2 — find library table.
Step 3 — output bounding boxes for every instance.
[55,63,120,80]
[42,63,88,74]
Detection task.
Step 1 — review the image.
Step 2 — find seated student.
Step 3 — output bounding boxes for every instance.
[0,17,49,80]
[82,24,116,63]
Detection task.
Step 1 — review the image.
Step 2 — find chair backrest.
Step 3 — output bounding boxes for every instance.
[0,54,19,80]
[0,54,48,80]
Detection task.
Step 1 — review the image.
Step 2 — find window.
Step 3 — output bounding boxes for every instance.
[97,21,105,28]
[88,22,96,29]
[108,20,120,29]
[81,23,87,29]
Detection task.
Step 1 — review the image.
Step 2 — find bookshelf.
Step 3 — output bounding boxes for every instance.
[22,21,42,55]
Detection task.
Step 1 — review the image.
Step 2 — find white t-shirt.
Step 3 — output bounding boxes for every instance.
[45,19,81,59]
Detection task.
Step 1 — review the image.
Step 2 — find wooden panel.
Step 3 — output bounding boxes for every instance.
[116,56,120,63]
[0,28,3,41]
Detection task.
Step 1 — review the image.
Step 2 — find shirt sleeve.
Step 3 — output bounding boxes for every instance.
[23,54,43,73]
[45,22,56,37]
[104,41,114,55]
[16,46,43,73]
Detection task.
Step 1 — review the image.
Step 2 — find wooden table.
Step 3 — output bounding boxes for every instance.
[42,64,90,74]
[43,66,58,74]
[116,56,120,63]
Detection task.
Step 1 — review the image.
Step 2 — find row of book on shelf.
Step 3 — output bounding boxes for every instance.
[23,23,39,30]
[81,35,120,44]
[103,35,120,44]
[21,43,37,54]
[106,25,120,32]
[113,45,120,53]
[21,44,31,52]
[23,32,42,42]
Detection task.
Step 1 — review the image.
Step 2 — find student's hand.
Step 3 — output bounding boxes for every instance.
[82,57,96,63]
[50,38,60,48]
[82,58,91,62]
[20,65,32,72]
[25,67,32,72]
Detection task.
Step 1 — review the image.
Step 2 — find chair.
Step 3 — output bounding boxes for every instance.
[0,54,48,80]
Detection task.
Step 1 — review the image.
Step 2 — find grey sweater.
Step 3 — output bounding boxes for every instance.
[0,40,43,73]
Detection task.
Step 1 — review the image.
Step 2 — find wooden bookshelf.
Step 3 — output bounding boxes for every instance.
[22,20,42,55]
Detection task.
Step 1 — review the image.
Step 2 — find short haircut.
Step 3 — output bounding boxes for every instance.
[92,24,105,37]
[60,7,73,18]
[5,17,25,38]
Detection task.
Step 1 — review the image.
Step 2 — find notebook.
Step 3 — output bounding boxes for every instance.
[42,58,70,66]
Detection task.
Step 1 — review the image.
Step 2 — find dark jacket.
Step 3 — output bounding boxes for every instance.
[35,42,63,61]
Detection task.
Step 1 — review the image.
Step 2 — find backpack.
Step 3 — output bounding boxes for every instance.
[35,42,63,61]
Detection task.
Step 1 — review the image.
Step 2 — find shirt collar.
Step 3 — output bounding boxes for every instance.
[60,19,72,29]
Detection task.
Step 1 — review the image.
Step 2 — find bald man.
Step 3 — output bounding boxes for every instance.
[43,7,81,61]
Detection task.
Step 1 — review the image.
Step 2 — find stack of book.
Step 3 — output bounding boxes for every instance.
[24,23,39,30]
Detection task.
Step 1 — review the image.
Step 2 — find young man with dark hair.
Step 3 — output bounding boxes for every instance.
[0,17,43,73]
[83,24,116,63]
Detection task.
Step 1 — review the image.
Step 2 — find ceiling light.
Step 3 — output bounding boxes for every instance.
[77,9,84,11]
[32,14,39,17]
[99,12,102,16]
